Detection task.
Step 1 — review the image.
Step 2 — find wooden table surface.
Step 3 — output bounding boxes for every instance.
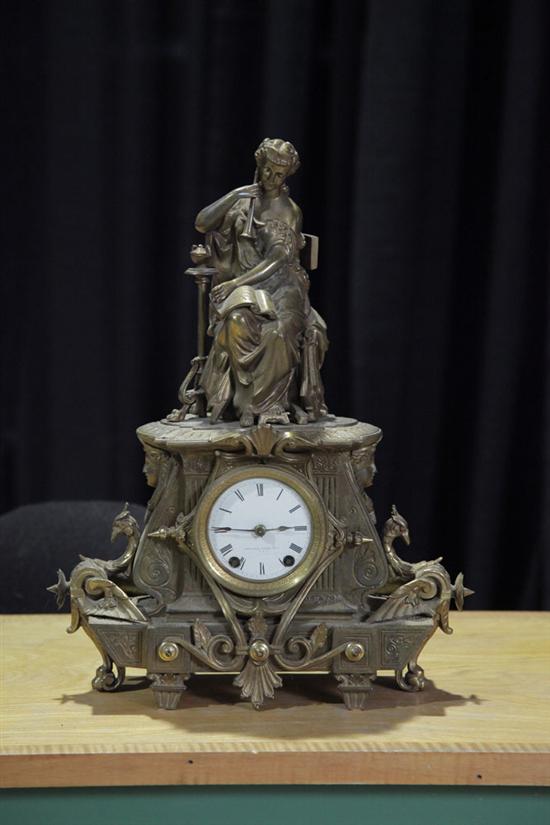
[1,611,549,788]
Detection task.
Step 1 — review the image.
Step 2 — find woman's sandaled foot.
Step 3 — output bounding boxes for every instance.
[290,403,309,425]
[239,408,255,427]
[166,407,186,423]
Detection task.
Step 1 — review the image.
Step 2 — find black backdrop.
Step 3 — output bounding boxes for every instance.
[2,0,549,609]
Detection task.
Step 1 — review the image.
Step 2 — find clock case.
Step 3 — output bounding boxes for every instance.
[50,415,467,710]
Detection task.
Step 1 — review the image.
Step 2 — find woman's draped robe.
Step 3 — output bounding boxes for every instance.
[200,202,328,421]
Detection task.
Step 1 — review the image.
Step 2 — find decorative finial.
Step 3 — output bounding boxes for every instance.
[47,569,70,609]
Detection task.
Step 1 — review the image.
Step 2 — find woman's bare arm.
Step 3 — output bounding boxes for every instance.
[210,246,286,303]
[234,246,286,287]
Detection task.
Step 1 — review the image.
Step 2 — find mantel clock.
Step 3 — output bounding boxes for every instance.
[49,138,471,710]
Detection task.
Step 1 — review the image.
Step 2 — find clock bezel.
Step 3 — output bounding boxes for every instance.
[192,464,329,596]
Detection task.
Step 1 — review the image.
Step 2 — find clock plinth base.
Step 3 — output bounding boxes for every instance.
[53,416,468,711]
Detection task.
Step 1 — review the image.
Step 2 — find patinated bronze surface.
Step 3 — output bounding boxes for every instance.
[49,139,471,711]
[168,138,327,427]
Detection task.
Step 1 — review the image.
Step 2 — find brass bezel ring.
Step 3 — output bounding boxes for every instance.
[192,464,328,597]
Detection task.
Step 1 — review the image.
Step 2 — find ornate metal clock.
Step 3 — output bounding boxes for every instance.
[49,138,471,710]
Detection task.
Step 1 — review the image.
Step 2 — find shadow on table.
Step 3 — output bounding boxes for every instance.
[57,673,481,738]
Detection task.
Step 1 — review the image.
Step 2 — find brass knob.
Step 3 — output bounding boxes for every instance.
[249,640,270,663]
[345,642,365,662]
[158,641,179,662]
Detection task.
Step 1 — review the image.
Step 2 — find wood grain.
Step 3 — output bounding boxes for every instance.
[1,612,549,787]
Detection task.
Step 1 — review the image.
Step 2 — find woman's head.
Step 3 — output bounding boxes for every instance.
[254,138,300,193]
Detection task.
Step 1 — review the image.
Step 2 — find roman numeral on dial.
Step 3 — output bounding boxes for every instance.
[234,489,244,501]
[256,483,263,496]
[259,562,265,576]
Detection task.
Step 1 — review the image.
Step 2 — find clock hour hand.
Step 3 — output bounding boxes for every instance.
[265,526,307,532]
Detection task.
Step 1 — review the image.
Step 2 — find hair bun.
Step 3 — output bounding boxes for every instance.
[254,138,301,176]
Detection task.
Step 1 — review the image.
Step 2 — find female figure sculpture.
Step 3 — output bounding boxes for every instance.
[195,138,328,427]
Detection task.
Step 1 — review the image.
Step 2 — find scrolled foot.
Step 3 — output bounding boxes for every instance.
[395,662,425,692]
[92,663,125,692]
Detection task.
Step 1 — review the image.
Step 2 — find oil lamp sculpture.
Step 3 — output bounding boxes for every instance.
[49,138,471,710]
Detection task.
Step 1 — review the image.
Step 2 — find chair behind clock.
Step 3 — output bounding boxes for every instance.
[0,500,146,613]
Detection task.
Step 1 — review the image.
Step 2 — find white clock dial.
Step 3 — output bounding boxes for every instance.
[206,476,313,582]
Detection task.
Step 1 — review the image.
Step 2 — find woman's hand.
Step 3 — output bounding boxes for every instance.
[211,279,238,304]
[232,183,261,200]
[195,184,260,233]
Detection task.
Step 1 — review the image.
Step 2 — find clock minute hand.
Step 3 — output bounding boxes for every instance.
[212,527,257,533]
